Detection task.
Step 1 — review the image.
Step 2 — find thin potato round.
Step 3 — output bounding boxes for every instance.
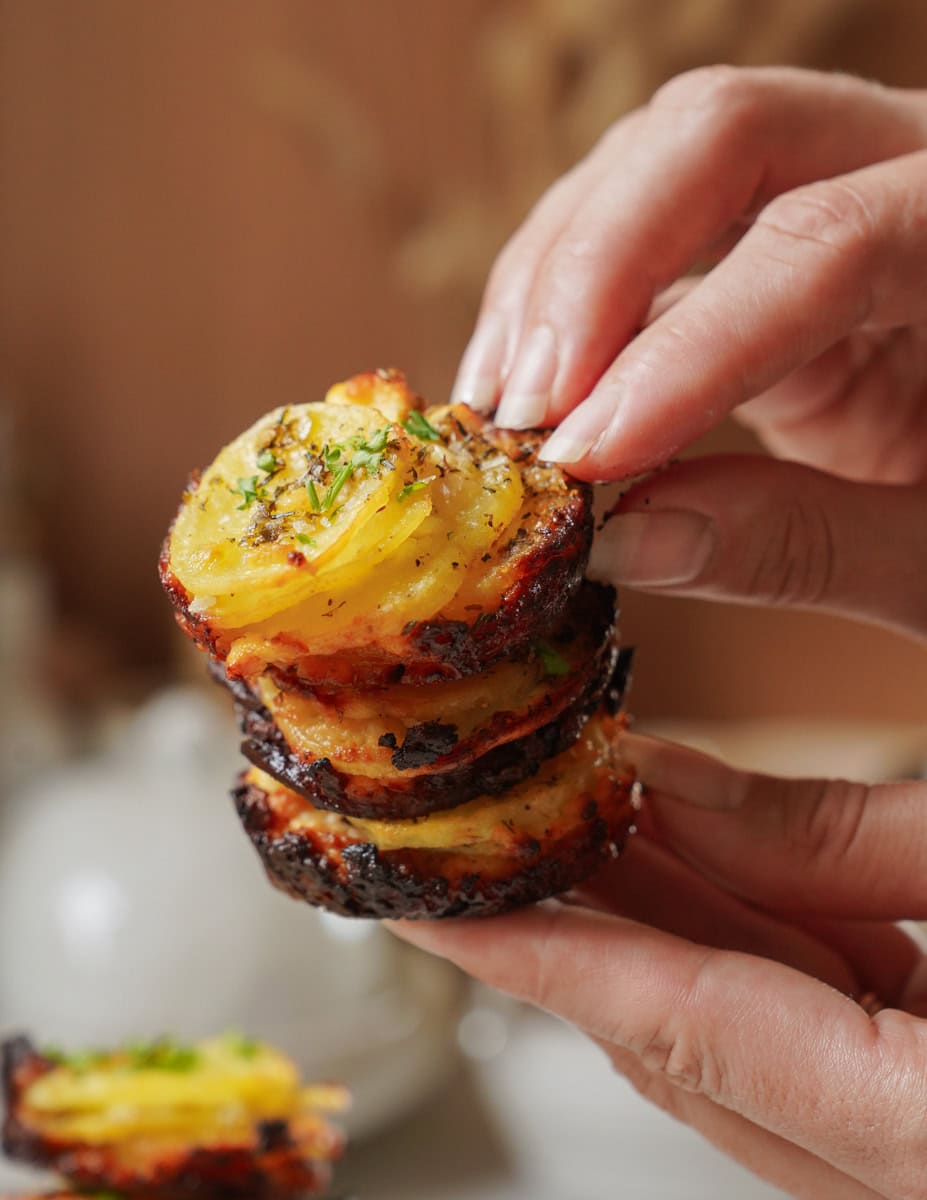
[226,407,523,659]
[169,403,417,625]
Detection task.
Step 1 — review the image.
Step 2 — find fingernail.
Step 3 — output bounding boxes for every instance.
[589,510,715,586]
[538,393,612,464]
[496,324,557,430]
[451,314,507,412]
[616,730,746,811]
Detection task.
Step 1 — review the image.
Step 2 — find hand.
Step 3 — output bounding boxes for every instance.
[451,66,927,482]
[391,65,927,1199]
[392,742,927,1199]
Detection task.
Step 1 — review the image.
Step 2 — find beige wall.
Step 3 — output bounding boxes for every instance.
[1,0,925,719]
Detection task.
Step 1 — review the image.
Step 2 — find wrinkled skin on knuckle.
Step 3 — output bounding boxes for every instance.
[622,953,727,1101]
[735,497,837,608]
[874,1016,927,1195]
[649,64,767,148]
[778,777,871,885]
[755,185,878,319]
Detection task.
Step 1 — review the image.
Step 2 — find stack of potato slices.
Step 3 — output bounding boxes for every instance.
[1,1034,347,1198]
[161,370,636,918]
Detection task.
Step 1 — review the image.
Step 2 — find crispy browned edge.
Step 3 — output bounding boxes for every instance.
[158,405,593,688]
[218,585,625,820]
[1,1038,341,1200]
[232,751,637,920]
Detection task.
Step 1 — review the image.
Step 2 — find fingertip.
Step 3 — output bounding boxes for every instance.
[451,313,509,414]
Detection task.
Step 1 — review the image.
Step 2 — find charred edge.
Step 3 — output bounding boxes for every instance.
[158,534,224,660]
[390,721,459,770]
[231,644,618,820]
[52,1144,333,1200]
[2,1038,53,1164]
[404,493,594,680]
[232,780,635,920]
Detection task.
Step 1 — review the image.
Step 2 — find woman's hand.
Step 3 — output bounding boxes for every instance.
[390,66,927,1199]
[451,66,927,487]
[392,749,927,1199]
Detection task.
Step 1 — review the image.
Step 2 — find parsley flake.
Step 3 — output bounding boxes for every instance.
[397,477,433,502]
[323,463,353,511]
[233,475,267,510]
[402,411,440,442]
[536,640,570,677]
[296,533,316,546]
[225,1030,261,1059]
[124,1037,200,1072]
[257,448,278,474]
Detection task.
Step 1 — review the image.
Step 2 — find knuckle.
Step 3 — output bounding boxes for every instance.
[629,954,726,1100]
[743,498,837,608]
[758,182,879,269]
[650,65,765,139]
[652,64,750,114]
[784,777,871,873]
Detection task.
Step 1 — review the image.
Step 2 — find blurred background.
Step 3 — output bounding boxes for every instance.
[1,2,926,1198]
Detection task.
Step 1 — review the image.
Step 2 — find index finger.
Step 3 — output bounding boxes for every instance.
[540,149,927,477]
[391,906,927,1197]
[486,67,927,433]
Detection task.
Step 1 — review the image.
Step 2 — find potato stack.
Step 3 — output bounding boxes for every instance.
[160,370,636,918]
[2,1034,347,1198]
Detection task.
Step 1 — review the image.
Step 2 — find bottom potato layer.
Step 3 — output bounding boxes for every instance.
[234,712,637,919]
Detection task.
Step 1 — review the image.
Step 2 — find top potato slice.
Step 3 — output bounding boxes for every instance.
[324,366,421,424]
[169,403,425,625]
[222,405,524,660]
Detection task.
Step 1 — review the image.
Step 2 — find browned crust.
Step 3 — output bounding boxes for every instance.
[1,1040,340,1200]
[159,411,593,688]
[233,767,636,920]
[218,584,623,820]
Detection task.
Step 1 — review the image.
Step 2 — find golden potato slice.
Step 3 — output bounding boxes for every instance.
[324,365,421,423]
[226,404,523,660]
[169,403,420,625]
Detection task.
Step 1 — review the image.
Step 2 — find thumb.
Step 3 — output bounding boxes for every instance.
[590,455,927,640]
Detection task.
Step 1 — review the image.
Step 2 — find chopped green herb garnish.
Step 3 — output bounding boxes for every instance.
[536,640,570,677]
[347,425,392,476]
[323,463,353,511]
[397,477,433,502]
[43,1038,199,1075]
[296,533,317,546]
[257,448,278,474]
[307,480,322,511]
[43,1046,110,1074]
[323,442,342,467]
[233,475,267,510]
[123,1037,200,1072]
[402,411,440,442]
[225,1029,261,1059]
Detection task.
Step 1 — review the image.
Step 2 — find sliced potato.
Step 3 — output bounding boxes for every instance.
[324,367,421,424]
[332,712,624,852]
[169,403,420,625]
[229,405,523,658]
